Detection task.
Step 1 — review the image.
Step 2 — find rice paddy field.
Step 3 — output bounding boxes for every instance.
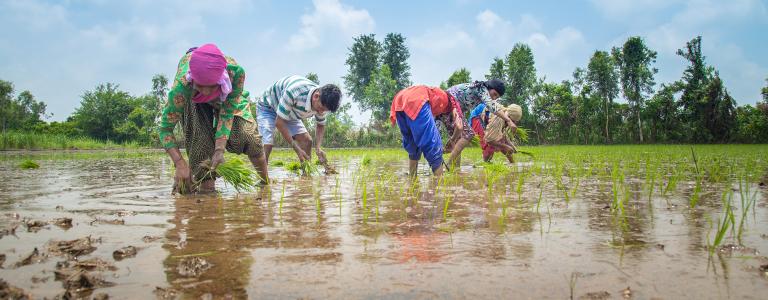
[1,145,767,299]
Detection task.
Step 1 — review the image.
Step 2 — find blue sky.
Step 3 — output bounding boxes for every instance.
[1,0,766,124]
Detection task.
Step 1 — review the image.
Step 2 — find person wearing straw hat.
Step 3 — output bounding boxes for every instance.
[158,44,269,194]
[482,104,523,163]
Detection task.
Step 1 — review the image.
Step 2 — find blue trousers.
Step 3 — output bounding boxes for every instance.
[395,102,444,172]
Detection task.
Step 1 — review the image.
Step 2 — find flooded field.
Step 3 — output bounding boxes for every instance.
[1,146,767,299]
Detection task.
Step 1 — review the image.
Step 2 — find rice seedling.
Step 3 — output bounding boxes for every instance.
[709,188,734,253]
[199,157,261,192]
[736,176,757,244]
[374,179,381,221]
[361,155,372,167]
[285,160,320,175]
[279,181,286,216]
[19,159,40,169]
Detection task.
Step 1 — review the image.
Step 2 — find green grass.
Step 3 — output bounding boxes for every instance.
[1,131,142,150]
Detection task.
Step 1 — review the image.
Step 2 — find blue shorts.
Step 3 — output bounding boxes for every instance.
[396,102,444,172]
[256,104,308,145]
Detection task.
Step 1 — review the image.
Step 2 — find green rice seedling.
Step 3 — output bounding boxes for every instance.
[374,179,380,221]
[19,159,40,169]
[710,189,734,253]
[270,160,285,167]
[361,155,372,167]
[285,160,319,175]
[199,157,260,192]
[442,189,452,221]
[535,178,544,213]
[279,181,286,216]
[663,171,680,196]
[335,176,342,216]
[736,176,757,244]
[361,178,368,221]
[689,177,702,208]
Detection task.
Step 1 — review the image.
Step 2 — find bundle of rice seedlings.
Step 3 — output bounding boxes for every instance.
[285,160,319,175]
[199,157,260,192]
[361,156,372,167]
[19,159,40,169]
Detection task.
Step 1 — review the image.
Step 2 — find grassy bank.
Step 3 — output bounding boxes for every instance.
[1,131,143,150]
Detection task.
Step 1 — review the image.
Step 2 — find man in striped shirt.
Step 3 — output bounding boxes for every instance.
[256,75,342,164]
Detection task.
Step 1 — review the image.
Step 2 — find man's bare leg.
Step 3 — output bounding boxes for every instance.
[263,144,273,163]
[409,159,419,177]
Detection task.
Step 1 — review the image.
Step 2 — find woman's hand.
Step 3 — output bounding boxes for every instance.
[211,149,225,170]
[173,159,192,194]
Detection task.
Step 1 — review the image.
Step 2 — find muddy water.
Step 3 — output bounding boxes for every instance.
[1,152,767,299]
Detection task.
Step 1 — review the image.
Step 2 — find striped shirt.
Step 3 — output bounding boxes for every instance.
[259,75,327,125]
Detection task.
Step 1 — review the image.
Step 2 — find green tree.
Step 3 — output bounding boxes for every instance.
[734,102,768,143]
[505,43,537,107]
[440,68,472,90]
[344,34,383,103]
[531,81,576,144]
[363,64,399,126]
[586,50,620,143]
[305,73,320,84]
[0,80,49,132]
[149,74,168,124]
[761,77,768,102]
[644,82,682,142]
[676,36,712,142]
[486,57,505,82]
[382,33,412,90]
[701,74,736,142]
[612,36,657,143]
[71,83,137,142]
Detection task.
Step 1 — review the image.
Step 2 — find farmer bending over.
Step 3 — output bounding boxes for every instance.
[256,75,341,165]
[390,85,463,177]
[159,44,269,194]
[442,79,514,168]
[480,104,522,163]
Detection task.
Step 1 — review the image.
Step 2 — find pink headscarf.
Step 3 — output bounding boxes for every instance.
[188,44,233,103]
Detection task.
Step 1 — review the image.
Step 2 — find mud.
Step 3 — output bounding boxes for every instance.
[112,246,138,260]
[0,152,767,298]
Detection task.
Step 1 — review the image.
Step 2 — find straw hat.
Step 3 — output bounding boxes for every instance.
[507,104,523,122]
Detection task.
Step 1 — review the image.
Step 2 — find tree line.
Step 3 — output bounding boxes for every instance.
[2,34,767,147]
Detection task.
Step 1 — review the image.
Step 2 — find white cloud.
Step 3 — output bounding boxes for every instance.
[476,10,541,45]
[590,0,680,19]
[409,25,483,86]
[473,11,590,82]
[287,0,375,50]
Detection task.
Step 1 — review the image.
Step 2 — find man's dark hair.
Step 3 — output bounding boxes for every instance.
[319,84,341,112]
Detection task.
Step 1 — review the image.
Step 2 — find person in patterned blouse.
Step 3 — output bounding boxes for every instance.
[442,79,515,168]
[157,44,269,193]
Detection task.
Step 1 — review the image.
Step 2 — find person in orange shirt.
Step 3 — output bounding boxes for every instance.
[390,85,463,177]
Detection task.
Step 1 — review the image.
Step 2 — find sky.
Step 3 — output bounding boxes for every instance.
[1,0,766,124]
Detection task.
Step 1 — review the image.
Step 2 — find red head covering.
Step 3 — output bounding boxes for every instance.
[189,44,227,86]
